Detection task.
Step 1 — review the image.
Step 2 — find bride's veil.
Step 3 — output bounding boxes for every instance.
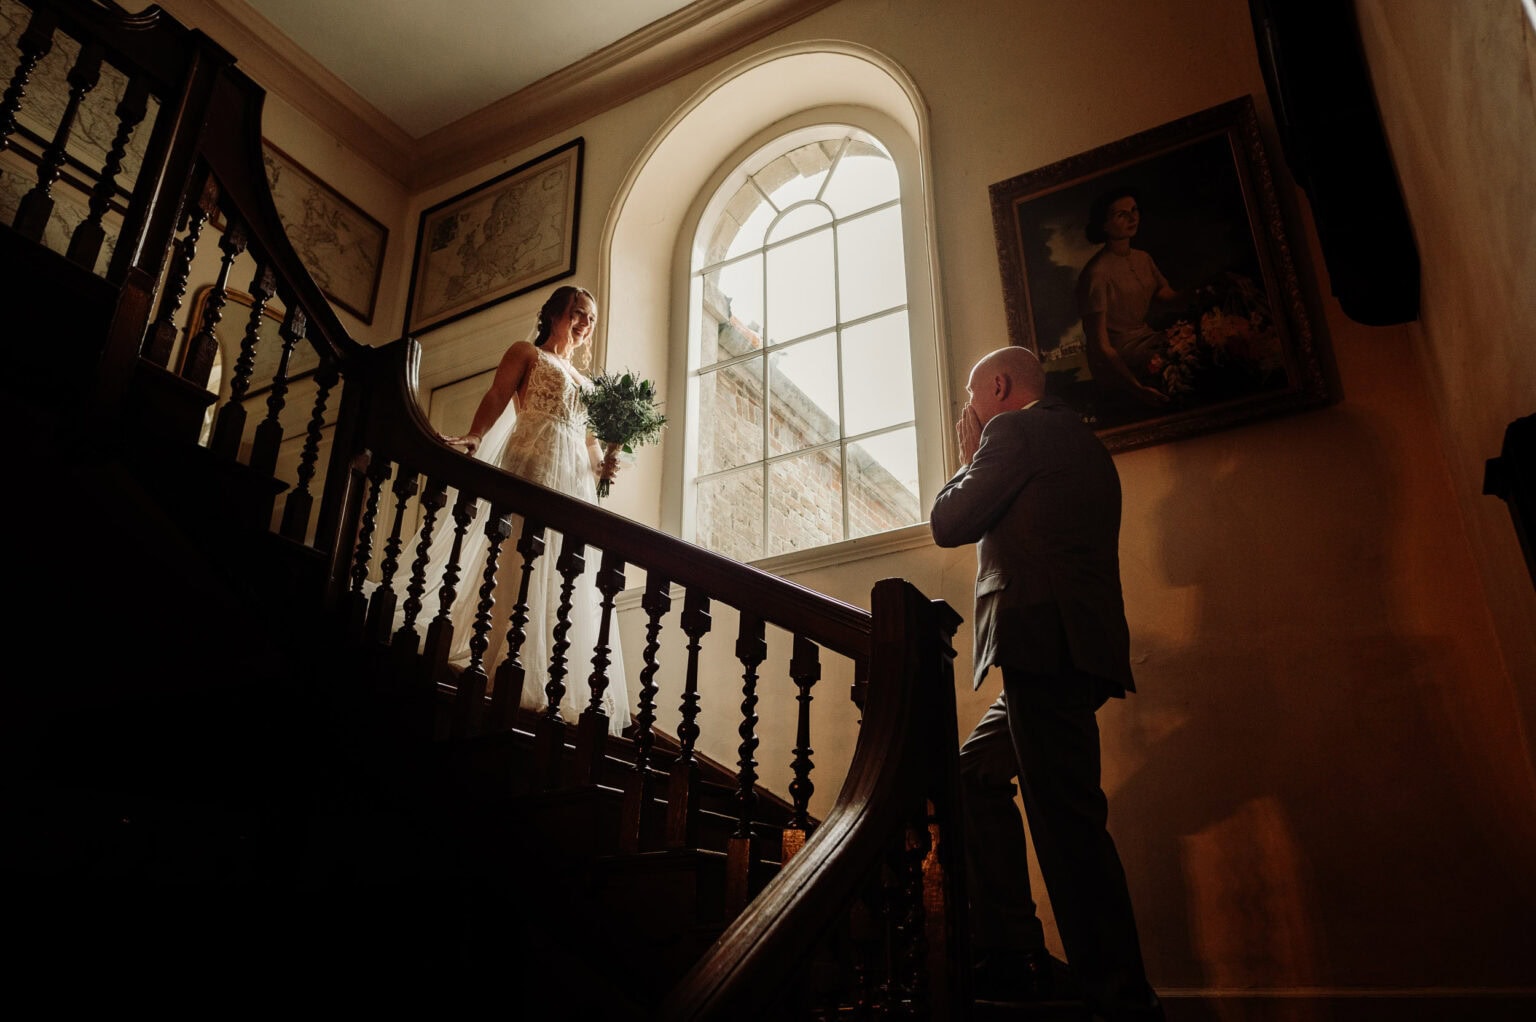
[392,325,537,637]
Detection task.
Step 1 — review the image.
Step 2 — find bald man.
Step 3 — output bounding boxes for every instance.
[930,346,1162,1020]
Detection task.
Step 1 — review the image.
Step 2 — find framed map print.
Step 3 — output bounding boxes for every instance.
[404,137,584,336]
[261,142,389,324]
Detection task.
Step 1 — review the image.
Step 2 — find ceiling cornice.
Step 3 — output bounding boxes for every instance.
[162,0,839,192]
[408,0,840,190]
[161,0,418,176]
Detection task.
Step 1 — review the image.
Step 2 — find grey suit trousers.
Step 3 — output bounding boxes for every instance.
[958,666,1154,1016]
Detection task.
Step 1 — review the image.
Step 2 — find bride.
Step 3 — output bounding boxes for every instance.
[437,284,630,736]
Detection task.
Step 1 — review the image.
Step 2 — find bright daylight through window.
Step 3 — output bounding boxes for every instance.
[689,130,921,562]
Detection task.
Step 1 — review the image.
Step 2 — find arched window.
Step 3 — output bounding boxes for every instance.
[685,126,925,562]
[600,46,949,560]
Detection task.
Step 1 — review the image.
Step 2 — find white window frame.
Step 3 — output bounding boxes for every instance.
[673,105,947,570]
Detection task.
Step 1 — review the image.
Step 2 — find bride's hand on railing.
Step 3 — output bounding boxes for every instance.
[442,432,482,456]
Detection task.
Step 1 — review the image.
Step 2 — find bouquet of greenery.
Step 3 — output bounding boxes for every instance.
[580,369,668,498]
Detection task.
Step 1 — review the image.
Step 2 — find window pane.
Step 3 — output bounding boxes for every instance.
[690,128,927,562]
[837,205,906,322]
[712,179,774,264]
[821,141,899,219]
[847,427,921,539]
[841,311,914,435]
[697,468,764,562]
[766,228,835,342]
[768,448,843,555]
[756,140,838,209]
[768,333,839,456]
[697,359,763,473]
[700,256,763,368]
[769,202,832,244]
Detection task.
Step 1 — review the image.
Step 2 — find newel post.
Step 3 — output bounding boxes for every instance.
[870,578,970,1019]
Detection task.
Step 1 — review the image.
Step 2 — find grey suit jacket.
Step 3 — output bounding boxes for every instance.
[929,397,1135,694]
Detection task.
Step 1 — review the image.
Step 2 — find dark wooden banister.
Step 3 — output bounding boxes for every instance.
[328,338,873,660]
[8,2,973,1014]
[663,580,968,1020]
[336,340,969,1015]
[6,0,363,425]
[195,68,356,368]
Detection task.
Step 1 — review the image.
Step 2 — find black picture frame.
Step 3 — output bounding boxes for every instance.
[261,141,390,325]
[404,137,584,336]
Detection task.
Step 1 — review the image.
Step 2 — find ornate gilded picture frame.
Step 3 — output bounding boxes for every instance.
[988,96,1328,452]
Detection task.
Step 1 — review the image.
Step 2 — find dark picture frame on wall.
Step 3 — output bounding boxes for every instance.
[261,142,389,324]
[404,137,584,336]
[988,96,1328,452]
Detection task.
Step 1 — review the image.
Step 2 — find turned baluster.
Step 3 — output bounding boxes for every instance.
[209,265,277,459]
[144,172,218,365]
[781,633,822,861]
[665,588,711,849]
[180,218,246,388]
[451,507,512,740]
[544,538,585,721]
[249,305,305,479]
[724,612,767,915]
[343,455,390,639]
[890,822,934,1012]
[14,41,102,241]
[847,881,882,1013]
[278,361,338,542]
[421,490,478,684]
[386,478,447,738]
[535,537,585,789]
[573,549,625,785]
[67,76,148,269]
[620,570,671,853]
[490,518,546,731]
[393,477,448,655]
[0,9,55,154]
[366,469,419,646]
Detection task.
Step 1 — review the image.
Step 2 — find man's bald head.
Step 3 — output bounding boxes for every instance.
[966,346,1046,427]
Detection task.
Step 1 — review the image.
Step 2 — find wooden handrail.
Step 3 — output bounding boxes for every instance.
[661,579,967,1019]
[6,0,362,420]
[196,68,358,368]
[329,338,873,660]
[7,4,973,1014]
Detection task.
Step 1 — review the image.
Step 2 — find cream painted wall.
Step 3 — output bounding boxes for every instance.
[237,0,1536,998]
[1353,0,1536,798]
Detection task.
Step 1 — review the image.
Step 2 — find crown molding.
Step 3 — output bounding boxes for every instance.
[407,0,840,190]
[159,0,417,180]
[154,0,837,192]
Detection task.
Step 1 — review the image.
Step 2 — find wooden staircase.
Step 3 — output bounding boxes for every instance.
[0,1,1100,1018]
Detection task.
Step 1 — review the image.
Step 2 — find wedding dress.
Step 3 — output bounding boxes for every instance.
[415,348,631,736]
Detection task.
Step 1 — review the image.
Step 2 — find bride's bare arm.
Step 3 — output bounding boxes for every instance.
[587,434,604,477]
[443,341,538,455]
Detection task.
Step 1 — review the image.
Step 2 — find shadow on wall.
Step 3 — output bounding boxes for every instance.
[1104,405,1536,1009]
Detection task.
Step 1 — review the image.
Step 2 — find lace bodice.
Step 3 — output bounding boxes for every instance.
[495,347,595,499]
[518,349,589,428]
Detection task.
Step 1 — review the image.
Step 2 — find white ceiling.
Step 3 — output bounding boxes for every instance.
[245,0,700,138]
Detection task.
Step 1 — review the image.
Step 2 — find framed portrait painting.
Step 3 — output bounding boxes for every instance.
[988,96,1328,452]
[404,137,584,336]
[261,142,389,324]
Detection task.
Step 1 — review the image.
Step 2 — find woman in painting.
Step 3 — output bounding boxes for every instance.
[434,284,630,735]
[1075,186,1185,409]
